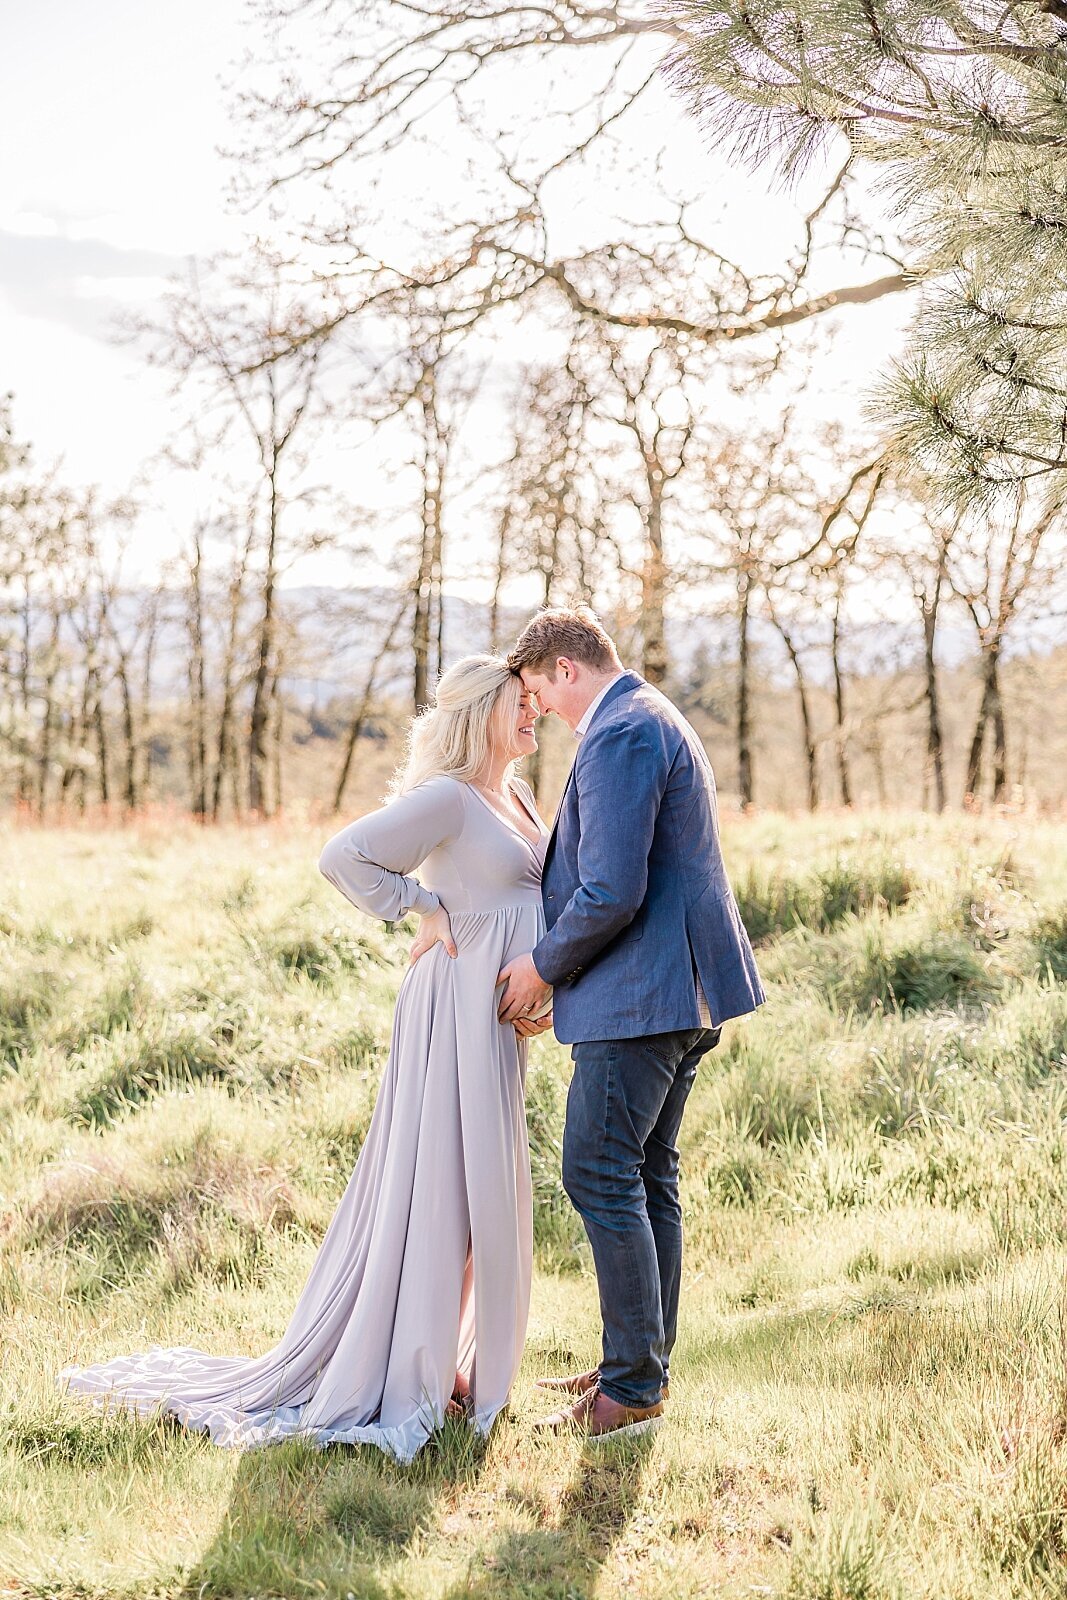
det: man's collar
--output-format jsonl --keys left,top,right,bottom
{"left": 573, "top": 670, "right": 638, "bottom": 740}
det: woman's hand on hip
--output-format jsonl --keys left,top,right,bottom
{"left": 409, "top": 905, "right": 457, "bottom": 964}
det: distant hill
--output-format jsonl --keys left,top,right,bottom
{"left": 55, "top": 581, "right": 1062, "bottom": 712}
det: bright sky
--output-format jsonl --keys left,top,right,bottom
{"left": 0, "top": 0, "right": 915, "bottom": 598}
{"left": 1, "top": 0, "right": 249, "bottom": 518}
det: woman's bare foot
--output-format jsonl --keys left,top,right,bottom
{"left": 447, "top": 1371, "right": 473, "bottom": 1419}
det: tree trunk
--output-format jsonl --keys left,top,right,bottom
{"left": 787, "top": 643, "right": 817, "bottom": 810}
{"left": 412, "top": 380, "right": 445, "bottom": 712}
{"left": 16, "top": 580, "right": 33, "bottom": 808}
{"left": 767, "top": 599, "right": 818, "bottom": 811}
{"left": 520, "top": 524, "right": 562, "bottom": 801}
{"left": 964, "top": 647, "right": 1004, "bottom": 803}
{"left": 115, "top": 652, "right": 137, "bottom": 811}
{"left": 270, "top": 661, "right": 284, "bottom": 814}
{"left": 798, "top": 684, "right": 818, "bottom": 812}
{"left": 489, "top": 510, "right": 511, "bottom": 654}
{"left": 412, "top": 527, "right": 433, "bottom": 714}
{"left": 965, "top": 682, "right": 990, "bottom": 803}
{"left": 188, "top": 539, "right": 208, "bottom": 819}
{"left": 990, "top": 654, "right": 1008, "bottom": 802}
{"left": 213, "top": 535, "right": 252, "bottom": 821}
{"left": 229, "top": 745, "right": 242, "bottom": 817}
{"left": 736, "top": 569, "right": 754, "bottom": 808}
{"left": 432, "top": 508, "right": 445, "bottom": 683}
{"left": 213, "top": 709, "right": 236, "bottom": 821}
{"left": 831, "top": 594, "right": 852, "bottom": 807}
{"left": 90, "top": 667, "right": 109, "bottom": 807}
{"left": 138, "top": 600, "right": 159, "bottom": 805}
{"left": 922, "top": 574, "right": 946, "bottom": 813}
{"left": 867, "top": 727, "right": 887, "bottom": 806}
{"left": 36, "top": 609, "right": 61, "bottom": 818}
{"left": 333, "top": 595, "right": 409, "bottom": 811}
{"left": 248, "top": 466, "right": 279, "bottom": 815}
{"left": 59, "top": 701, "right": 85, "bottom": 807}
{"left": 641, "top": 473, "right": 668, "bottom": 687}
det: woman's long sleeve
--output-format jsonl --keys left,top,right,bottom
{"left": 318, "top": 776, "right": 464, "bottom": 921}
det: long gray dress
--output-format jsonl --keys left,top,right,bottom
{"left": 57, "top": 774, "right": 548, "bottom": 1463}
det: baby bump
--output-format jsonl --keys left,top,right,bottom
{"left": 396, "top": 905, "right": 544, "bottom": 1006}
{"left": 452, "top": 904, "right": 544, "bottom": 969}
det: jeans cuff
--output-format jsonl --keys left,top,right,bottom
{"left": 599, "top": 1380, "right": 665, "bottom": 1410}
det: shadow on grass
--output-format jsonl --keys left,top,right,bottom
{"left": 180, "top": 1416, "right": 487, "bottom": 1600}
{"left": 439, "top": 1431, "right": 655, "bottom": 1600}
{"left": 179, "top": 1420, "right": 652, "bottom": 1600}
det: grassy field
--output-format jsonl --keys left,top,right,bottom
{"left": 1, "top": 809, "right": 1066, "bottom": 1600}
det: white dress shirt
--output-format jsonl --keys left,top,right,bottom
{"left": 574, "top": 672, "right": 626, "bottom": 740}
{"left": 571, "top": 670, "right": 714, "bottom": 1030}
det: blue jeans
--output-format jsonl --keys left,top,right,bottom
{"left": 562, "top": 1026, "right": 721, "bottom": 1409}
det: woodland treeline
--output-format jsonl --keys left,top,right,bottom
{"left": 2, "top": 1, "right": 1066, "bottom": 819}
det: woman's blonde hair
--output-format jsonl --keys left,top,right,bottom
{"left": 391, "top": 654, "right": 523, "bottom": 795}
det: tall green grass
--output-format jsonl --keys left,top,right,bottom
{"left": 1, "top": 813, "right": 1066, "bottom": 1599}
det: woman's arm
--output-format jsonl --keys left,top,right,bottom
{"left": 318, "top": 776, "right": 464, "bottom": 921}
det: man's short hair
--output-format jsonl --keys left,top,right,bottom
{"left": 507, "top": 606, "right": 621, "bottom": 678}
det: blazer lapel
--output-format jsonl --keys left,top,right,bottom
{"left": 585, "top": 670, "right": 643, "bottom": 734}
{"left": 545, "top": 759, "right": 576, "bottom": 860}
{"left": 544, "top": 673, "right": 643, "bottom": 859}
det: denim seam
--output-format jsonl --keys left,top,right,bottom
{"left": 607, "top": 1044, "right": 664, "bottom": 1410}
{"left": 606, "top": 1046, "right": 641, "bottom": 1401}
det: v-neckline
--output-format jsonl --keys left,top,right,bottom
{"left": 467, "top": 779, "right": 545, "bottom": 853}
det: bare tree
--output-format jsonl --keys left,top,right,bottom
{"left": 489, "top": 350, "right": 609, "bottom": 638}
{"left": 764, "top": 585, "right": 820, "bottom": 811}
{"left": 180, "top": 525, "right": 211, "bottom": 818}
{"left": 699, "top": 423, "right": 817, "bottom": 806}
{"left": 946, "top": 490, "right": 1061, "bottom": 805}
{"left": 694, "top": 417, "right": 883, "bottom": 808}
{"left": 212, "top": 511, "right": 257, "bottom": 820}
{"left": 587, "top": 332, "right": 694, "bottom": 686}
{"left": 241, "top": 1, "right": 911, "bottom": 353}
{"left": 146, "top": 247, "right": 338, "bottom": 814}
{"left": 97, "top": 551, "right": 158, "bottom": 815}
{"left": 827, "top": 561, "right": 853, "bottom": 808}
{"left": 359, "top": 321, "right": 483, "bottom": 712}
{"left": 483, "top": 348, "right": 620, "bottom": 794}
{"left": 411, "top": 352, "right": 450, "bottom": 713}
{"left": 871, "top": 499, "right": 958, "bottom": 813}
{"left": 332, "top": 592, "right": 410, "bottom": 811}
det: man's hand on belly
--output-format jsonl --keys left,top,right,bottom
{"left": 496, "top": 953, "right": 552, "bottom": 1023}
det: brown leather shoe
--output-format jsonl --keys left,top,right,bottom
{"left": 535, "top": 1367, "right": 599, "bottom": 1395}
{"left": 536, "top": 1369, "right": 669, "bottom": 1402}
{"left": 533, "top": 1385, "right": 664, "bottom": 1441}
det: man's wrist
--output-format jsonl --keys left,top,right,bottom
{"left": 531, "top": 934, "right": 567, "bottom": 987}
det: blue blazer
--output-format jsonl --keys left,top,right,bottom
{"left": 532, "top": 672, "right": 765, "bottom": 1044}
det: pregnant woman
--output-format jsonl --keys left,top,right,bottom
{"left": 58, "top": 656, "right": 551, "bottom": 1462}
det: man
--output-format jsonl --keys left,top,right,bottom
{"left": 498, "top": 606, "right": 765, "bottom": 1441}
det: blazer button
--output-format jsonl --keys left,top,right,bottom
{"left": 547, "top": 892, "right": 555, "bottom": 900}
